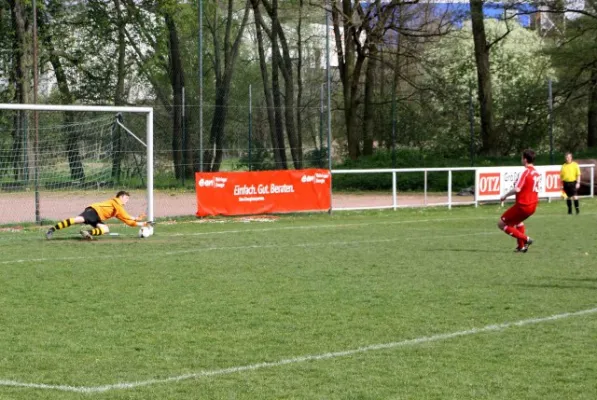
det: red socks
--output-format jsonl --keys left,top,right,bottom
{"left": 516, "top": 223, "right": 525, "bottom": 249}
{"left": 503, "top": 224, "right": 527, "bottom": 244}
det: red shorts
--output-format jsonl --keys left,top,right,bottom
{"left": 501, "top": 203, "right": 537, "bottom": 226}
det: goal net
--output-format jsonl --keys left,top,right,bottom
{"left": 0, "top": 104, "right": 154, "bottom": 225}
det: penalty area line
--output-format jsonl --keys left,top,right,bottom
{"left": 1, "top": 307, "right": 596, "bottom": 394}
{"left": 0, "top": 231, "right": 498, "bottom": 265}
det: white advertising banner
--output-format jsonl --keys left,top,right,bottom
{"left": 475, "top": 165, "right": 562, "bottom": 202}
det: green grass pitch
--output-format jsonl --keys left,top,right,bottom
{"left": 1, "top": 200, "right": 596, "bottom": 399}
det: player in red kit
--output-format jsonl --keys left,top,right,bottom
{"left": 498, "top": 149, "right": 539, "bottom": 253}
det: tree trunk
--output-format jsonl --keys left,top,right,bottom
{"left": 260, "top": 0, "right": 301, "bottom": 168}
{"left": 113, "top": 0, "right": 127, "bottom": 182}
{"left": 203, "top": 0, "right": 251, "bottom": 172}
{"left": 333, "top": 0, "right": 364, "bottom": 160}
{"left": 470, "top": 0, "right": 496, "bottom": 155}
{"left": 296, "top": 0, "right": 305, "bottom": 168}
{"left": 204, "top": 86, "right": 229, "bottom": 172}
{"left": 270, "top": 0, "right": 287, "bottom": 169}
{"left": 362, "top": 42, "right": 377, "bottom": 156}
{"left": 41, "top": 21, "right": 84, "bottom": 182}
{"left": 9, "top": 0, "right": 30, "bottom": 182}
{"left": 588, "top": 69, "right": 597, "bottom": 148}
{"left": 114, "top": 0, "right": 126, "bottom": 107}
{"left": 251, "top": 0, "right": 279, "bottom": 167}
{"left": 165, "top": 12, "right": 185, "bottom": 179}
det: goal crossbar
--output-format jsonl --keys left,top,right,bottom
{"left": 0, "top": 103, "right": 155, "bottom": 223}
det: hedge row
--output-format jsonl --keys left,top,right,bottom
{"left": 331, "top": 149, "right": 597, "bottom": 192}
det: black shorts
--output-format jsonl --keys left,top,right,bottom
{"left": 79, "top": 207, "right": 102, "bottom": 227}
{"left": 563, "top": 181, "right": 577, "bottom": 198}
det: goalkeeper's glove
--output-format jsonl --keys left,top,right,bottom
{"left": 136, "top": 213, "right": 147, "bottom": 221}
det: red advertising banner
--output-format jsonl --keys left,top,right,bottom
{"left": 195, "top": 169, "right": 331, "bottom": 217}
{"left": 478, "top": 172, "right": 501, "bottom": 196}
{"left": 543, "top": 170, "right": 562, "bottom": 193}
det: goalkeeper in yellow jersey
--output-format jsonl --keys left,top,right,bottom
{"left": 45, "top": 191, "right": 151, "bottom": 240}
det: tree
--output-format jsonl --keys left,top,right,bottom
{"left": 203, "top": 0, "right": 251, "bottom": 172}
{"left": 422, "top": 19, "right": 553, "bottom": 156}
{"left": 121, "top": 0, "right": 197, "bottom": 176}
{"left": 330, "top": 0, "right": 452, "bottom": 160}
{"left": 250, "top": 0, "right": 281, "bottom": 167}
{"left": 7, "top": 0, "right": 31, "bottom": 181}
{"left": 331, "top": 0, "right": 365, "bottom": 160}
{"left": 164, "top": 10, "right": 187, "bottom": 179}
{"left": 38, "top": 1, "right": 84, "bottom": 181}
{"left": 470, "top": 0, "right": 496, "bottom": 155}
{"left": 546, "top": 3, "right": 597, "bottom": 148}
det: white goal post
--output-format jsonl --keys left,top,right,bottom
{"left": 0, "top": 103, "right": 154, "bottom": 223}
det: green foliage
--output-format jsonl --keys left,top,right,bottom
{"left": 234, "top": 142, "right": 276, "bottom": 171}
{"left": 545, "top": 14, "right": 597, "bottom": 151}
{"left": 422, "top": 19, "right": 554, "bottom": 156}
{"left": 332, "top": 147, "right": 597, "bottom": 192}
{"left": 303, "top": 147, "right": 328, "bottom": 168}
{"left": 332, "top": 149, "right": 475, "bottom": 192}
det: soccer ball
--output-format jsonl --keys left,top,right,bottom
{"left": 138, "top": 226, "right": 153, "bottom": 238}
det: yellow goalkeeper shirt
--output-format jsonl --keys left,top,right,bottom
{"left": 90, "top": 197, "right": 138, "bottom": 227}
{"left": 560, "top": 162, "right": 581, "bottom": 183}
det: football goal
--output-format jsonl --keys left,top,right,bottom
{"left": 0, "top": 104, "right": 154, "bottom": 225}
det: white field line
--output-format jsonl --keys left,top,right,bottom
{"left": 0, "top": 211, "right": 592, "bottom": 245}
{"left": 1, "top": 215, "right": 490, "bottom": 244}
{"left": 177, "top": 216, "right": 495, "bottom": 236}
{"left": 0, "top": 215, "right": 502, "bottom": 243}
{"left": 159, "top": 211, "right": 597, "bottom": 237}
{"left": 0, "top": 231, "right": 496, "bottom": 265}
{"left": 0, "top": 210, "right": 588, "bottom": 247}
{"left": 163, "top": 231, "right": 494, "bottom": 255}
{"left": 1, "top": 307, "right": 596, "bottom": 394}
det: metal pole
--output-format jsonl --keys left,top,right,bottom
{"left": 392, "top": 29, "right": 399, "bottom": 169}
{"left": 320, "top": 84, "right": 324, "bottom": 168}
{"left": 392, "top": 171, "right": 397, "bottom": 210}
{"left": 147, "top": 110, "right": 154, "bottom": 222}
{"left": 548, "top": 78, "right": 554, "bottom": 165}
{"left": 448, "top": 170, "right": 453, "bottom": 210}
{"left": 591, "top": 166, "right": 594, "bottom": 198}
{"left": 469, "top": 86, "right": 474, "bottom": 167}
{"left": 249, "top": 84, "right": 252, "bottom": 171}
{"left": 424, "top": 170, "right": 428, "bottom": 206}
{"left": 198, "top": 0, "right": 204, "bottom": 172}
{"left": 391, "top": 86, "right": 397, "bottom": 169}
{"left": 33, "top": 0, "right": 40, "bottom": 224}
{"left": 182, "top": 86, "right": 186, "bottom": 186}
{"left": 326, "top": 1, "right": 332, "bottom": 214}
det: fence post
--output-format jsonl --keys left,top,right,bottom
{"left": 392, "top": 171, "right": 397, "bottom": 210}
{"left": 320, "top": 84, "right": 324, "bottom": 168}
{"left": 548, "top": 78, "right": 554, "bottom": 165}
{"left": 469, "top": 87, "right": 474, "bottom": 166}
{"left": 424, "top": 170, "right": 428, "bottom": 206}
{"left": 198, "top": 0, "right": 203, "bottom": 172}
{"left": 591, "top": 164, "right": 595, "bottom": 197}
{"left": 249, "top": 84, "right": 252, "bottom": 171}
{"left": 326, "top": 0, "right": 332, "bottom": 214}
{"left": 182, "top": 86, "right": 186, "bottom": 186}
{"left": 391, "top": 83, "right": 397, "bottom": 169}
{"left": 448, "top": 170, "right": 453, "bottom": 210}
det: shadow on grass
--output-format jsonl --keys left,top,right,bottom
{"left": 508, "top": 282, "right": 596, "bottom": 290}
{"left": 536, "top": 276, "right": 597, "bottom": 283}
{"left": 424, "top": 247, "right": 502, "bottom": 253}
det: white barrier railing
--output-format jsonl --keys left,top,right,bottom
{"left": 331, "top": 164, "right": 595, "bottom": 211}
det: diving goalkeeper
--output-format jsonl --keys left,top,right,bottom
{"left": 45, "top": 191, "right": 151, "bottom": 240}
